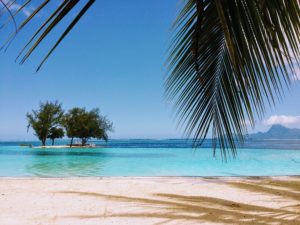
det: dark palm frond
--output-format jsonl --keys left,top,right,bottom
{"left": 167, "top": 0, "right": 300, "bottom": 159}
{"left": 0, "top": 0, "right": 31, "bottom": 31}
{"left": 0, "top": 0, "right": 18, "bottom": 32}
{"left": 0, "top": 0, "right": 95, "bottom": 71}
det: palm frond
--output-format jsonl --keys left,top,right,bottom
{"left": 0, "top": 0, "right": 18, "bottom": 32}
{"left": 0, "top": 0, "right": 95, "bottom": 71}
{"left": 167, "top": 0, "right": 300, "bottom": 159}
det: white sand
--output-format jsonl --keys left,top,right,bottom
{"left": 0, "top": 177, "right": 299, "bottom": 225}
{"left": 32, "top": 145, "right": 96, "bottom": 149}
{"left": 32, "top": 145, "right": 71, "bottom": 149}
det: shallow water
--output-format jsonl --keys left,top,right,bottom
{"left": 0, "top": 141, "right": 299, "bottom": 177}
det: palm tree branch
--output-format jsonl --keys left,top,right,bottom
{"left": 167, "top": 0, "right": 300, "bottom": 158}
{"left": 1, "top": 0, "right": 95, "bottom": 70}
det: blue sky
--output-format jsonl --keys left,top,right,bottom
{"left": 0, "top": 0, "right": 299, "bottom": 141}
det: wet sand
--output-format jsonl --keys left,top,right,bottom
{"left": 0, "top": 176, "right": 299, "bottom": 225}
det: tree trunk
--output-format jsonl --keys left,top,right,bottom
{"left": 82, "top": 138, "right": 87, "bottom": 146}
{"left": 42, "top": 138, "right": 46, "bottom": 146}
{"left": 70, "top": 137, "right": 74, "bottom": 147}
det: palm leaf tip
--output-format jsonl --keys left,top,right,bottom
{"left": 1, "top": 0, "right": 95, "bottom": 71}
{"left": 166, "top": 0, "right": 300, "bottom": 159}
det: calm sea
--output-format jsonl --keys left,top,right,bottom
{"left": 0, "top": 139, "right": 299, "bottom": 177}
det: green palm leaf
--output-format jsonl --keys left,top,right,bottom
{"left": 167, "top": 0, "right": 300, "bottom": 158}
{"left": 0, "top": 0, "right": 95, "bottom": 71}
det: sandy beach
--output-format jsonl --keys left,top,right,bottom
{"left": 32, "top": 145, "right": 97, "bottom": 149}
{"left": 0, "top": 177, "right": 299, "bottom": 225}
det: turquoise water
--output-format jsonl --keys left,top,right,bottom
{"left": 0, "top": 143, "right": 300, "bottom": 177}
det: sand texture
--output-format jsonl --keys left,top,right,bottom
{"left": 0, "top": 177, "right": 299, "bottom": 225}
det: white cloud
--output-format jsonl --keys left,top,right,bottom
{"left": 243, "top": 119, "right": 252, "bottom": 126}
{"left": 263, "top": 115, "right": 300, "bottom": 127}
{"left": 10, "top": 4, "right": 32, "bottom": 17}
{"left": 1, "top": 0, "right": 33, "bottom": 17}
{"left": 291, "top": 66, "right": 300, "bottom": 81}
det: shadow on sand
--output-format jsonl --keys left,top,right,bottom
{"left": 57, "top": 178, "right": 300, "bottom": 224}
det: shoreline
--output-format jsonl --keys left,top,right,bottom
{"left": 32, "top": 145, "right": 97, "bottom": 149}
{"left": 0, "top": 175, "right": 300, "bottom": 179}
{"left": 0, "top": 176, "right": 299, "bottom": 224}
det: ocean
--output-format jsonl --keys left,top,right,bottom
{"left": 0, "top": 139, "right": 299, "bottom": 177}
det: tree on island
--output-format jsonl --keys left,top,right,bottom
{"left": 63, "top": 108, "right": 113, "bottom": 146}
{"left": 27, "top": 101, "right": 64, "bottom": 146}
{"left": 63, "top": 108, "right": 84, "bottom": 147}
{"left": 47, "top": 127, "right": 64, "bottom": 146}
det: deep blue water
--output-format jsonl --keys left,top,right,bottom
{"left": 5, "top": 138, "right": 300, "bottom": 150}
{"left": 0, "top": 139, "right": 299, "bottom": 177}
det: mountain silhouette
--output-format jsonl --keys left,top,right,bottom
{"left": 249, "top": 125, "right": 300, "bottom": 140}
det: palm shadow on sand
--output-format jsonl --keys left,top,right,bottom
{"left": 57, "top": 178, "right": 300, "bottom": 224}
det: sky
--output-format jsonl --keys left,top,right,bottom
{"left": 0, "top": 0, "right": 299, "bottom": 141}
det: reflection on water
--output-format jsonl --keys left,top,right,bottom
{"left": 0, "top": 144, "right": 299, "bottom": 177}
{"left": 0, "top": 149, "right": 175, "bottom": 158}
{"left": 22, "top": 148, "right": 175, "bottom": 177}
{"left": 25, "top": 155, "right": 106, "bottom": 177}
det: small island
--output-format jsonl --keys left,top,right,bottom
{"left": 27, "top": 101, "right": 113, "bottom": 148}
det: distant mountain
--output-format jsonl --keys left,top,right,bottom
{"left": 249, "top": 125, "right": 300, "bottom": 140}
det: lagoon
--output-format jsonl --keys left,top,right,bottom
{"left": 0, "top": 140, "right": 300, "bottom": 177}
